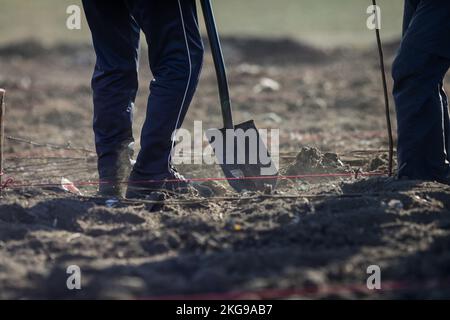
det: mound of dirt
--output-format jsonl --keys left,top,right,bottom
{"left": 367, "top": 153, "right": 394, "bottom": 172}
{"left": 0, "top": 37, "right": 330, "bottom": 66}
{"left": 0, "top": 39, "right": 92, "bottom": 61}
{"left": 219, "top": 36, "right": 330, "bottom": 66}
{"left": 0, "top": 39, "right": 48, "bottom": 58}
{"left": 283, "top": 147, "right": 350, "bottom": 176}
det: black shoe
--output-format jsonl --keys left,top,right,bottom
{"left": 125, "top": 168, "right": 190, "bottom": 200}
{"left": 98, "top": 142, "right": 135, "bottom": 198}
{"left": 436, "top": 173, "right": 450, "bottom": 185}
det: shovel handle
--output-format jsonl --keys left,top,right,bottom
{"left": 200, "top": 0, "right": 234, "bottom": 129}
{"left": 372, "top": 0, "right": 394, "bottom": 176}
{"left": 0, "top": 89, "right": 4, "bottom": 195}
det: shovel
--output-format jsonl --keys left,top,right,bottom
{"left": 200, "top": 0, "right": 279, "bottom": 193}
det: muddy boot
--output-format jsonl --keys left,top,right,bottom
{"left": 126, "top": 168, "right": 190, "bottom": 199}
{"left": 98, "top": 176, "right": 123, "bottom": 198}
{"left": 98, "top": 142, "right": 135, "bottom": 198}
{"left": 124, "top": 168, "right": 183, "bottom": 211}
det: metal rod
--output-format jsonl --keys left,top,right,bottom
{"left": 200, "top": 0, "right": 234, "bottom": 129}
{"left": 0, "top": 89, "right": 5, "bottom": 196}
{"left": 372, "top": 0, "right": 394, "bottom": 176}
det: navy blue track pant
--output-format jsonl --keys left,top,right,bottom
{"left": 393, "top": 0, "right": 450, "bottom": 180}
{"left": 82, "top": 0, "right": 204, "bottom": 179}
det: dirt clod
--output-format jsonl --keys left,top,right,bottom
{"left": 283, "top": 147, "right": 349, "bottom": 175}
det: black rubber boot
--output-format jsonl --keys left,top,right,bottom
{"left": 98, "top": 142, "right": 135, "bottom": 198}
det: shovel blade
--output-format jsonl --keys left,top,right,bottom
{"left": 206, "top": 120, "right": 278, "bottom": 192}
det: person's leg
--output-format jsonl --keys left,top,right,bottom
{"left": 126, "top": 0, "right": 204, "bottom": 178}
{"left": 82, "top": 0, "right": 140, "bottom": 195}
{"left": 392, "top": 0, "right": 450, "bottom": 180}
{"left": 402, "top": 0, "right": 419, "bottom": 36}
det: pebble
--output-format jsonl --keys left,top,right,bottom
{"left": 105, "top": 199, "right": 119, "bottom": 208}
{"left": 388, "top": 199, "right": 404, "bottom": 210}
{"left": 254, "top": 77, "right": 281, "bottom": 93}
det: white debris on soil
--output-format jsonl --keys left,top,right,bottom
{"left": 310, "top": 97, "right": 328, "bottom": 109}
{"left": 105, "top": 199, "right": 119, "bottom": 208}
{"left": 261, "top": 112, "right": 283, "bottom": 124}
{"left": 60, "top": 177, "right": 82, "bottom": 196}
{"left": 253, "top": 77, "right": 281, "bottom": 93}
{"left": 388, "top": 199, "right": 404, "bottom": 210}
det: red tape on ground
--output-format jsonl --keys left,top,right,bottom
{"left": 0, "top": 172, "right": 387, "bottom": 190}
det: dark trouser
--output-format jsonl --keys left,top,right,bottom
{"left": 82, "top": 0, "right": 204, "bottom": 179}
{"left": 392, "top": 0, "right": 450, "bottom": 180}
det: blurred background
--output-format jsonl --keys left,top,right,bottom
{"left": 0, "top": 0, "right": 403, "bottom": 47}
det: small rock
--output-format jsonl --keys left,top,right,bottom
{"left": 323, "top": 153, "right": 344, "bottom": 167}
{"left": 196, "top": 181, "right": 227, "bottom": 197}
{"left": 277, "top": 212, "right": 294, "bottom": 224}
{"left": 254, "top": 77, "right": 281, "bottom": 93}
{"left": 167, "top": 233, "right": 181, "bottom": 249}
{"left": 310, "top": 98, "right": 328, "bottom": 109}
{"left": 388, "top": 199, "right": 404, "bottom": 210}
{"left": 261, "top": 112, "right": 283, "bottom": 124}
{"left": 66, "top": 233, "right": 81, "bottom": 243}
{"left": 105, "top": 199, "right": 119, "bottom": 208}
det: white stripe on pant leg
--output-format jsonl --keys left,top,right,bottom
{"left": 439, "top": 86, "right": 447, "bottom": 158}
{"left": 167, "top": 0, "right": 193, "bottom": 172}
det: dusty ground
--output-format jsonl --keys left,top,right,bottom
{"left": 0, "top": 38, "right": 450, "bottom": 299}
